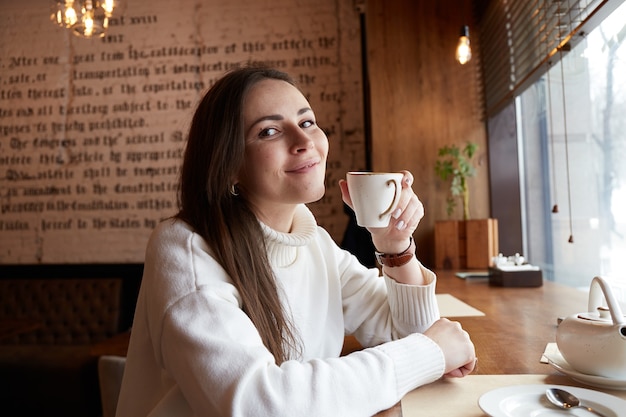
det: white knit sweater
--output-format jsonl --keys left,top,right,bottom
{"left": 116, "top": 205, "right": 445, "bottom": 417}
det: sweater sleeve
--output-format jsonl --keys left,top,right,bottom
{"left": 328, "top": 228, "right": 440, "bottom": 346}
{"left": 383, "top": 267, "right": 441, "bottom": 336}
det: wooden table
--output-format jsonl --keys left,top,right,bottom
{"left": 375, "top": 270, "right": 601, "bottom": 416}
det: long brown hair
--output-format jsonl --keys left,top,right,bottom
{"left": 176, "top": 67, "right": 299, "bottom": 363}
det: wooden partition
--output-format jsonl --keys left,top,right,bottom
{"left": 365, "top": 0, "right": 491, "bottom": 268}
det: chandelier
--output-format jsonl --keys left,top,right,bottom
{"left": 50, "top": 0, "right": 124, "bottom": 38}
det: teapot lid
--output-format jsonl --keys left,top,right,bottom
{"left": 577, "top": 306, "right": 612, "bottom": 322}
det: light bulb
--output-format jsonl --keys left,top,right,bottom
{"left": 51, "top": 0, "right": 78, "bottom": 28}
{"left": 64, "top": 6, "right": 78, "bottom": 26}
{"left": 83, "top": 13, "right": 94, "bottom": 37}
{"left": 72, "top": 0, "right": 107, "bottom": 38}
{"left": 103, "top": 0, "right": 115, "bottom": 16}
{"left": 456, "top": 25, "right": 472, "bottom": 65}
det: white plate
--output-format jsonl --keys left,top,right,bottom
{"left": 478, "top": 384, "right": 626, "bottom": 416}
{"left": 545, "top": 349, "right": 626, "bottom": 390}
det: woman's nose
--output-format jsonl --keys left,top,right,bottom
{"left": 291, "top": 129, "right": 314, "bottom": 152}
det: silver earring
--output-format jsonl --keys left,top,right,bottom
{"left": 230, "top": 184, "right": 239, "bottom": 196}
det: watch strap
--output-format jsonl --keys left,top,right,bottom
{"left": 375, "top": 237, "right": 415, "bottom": 267}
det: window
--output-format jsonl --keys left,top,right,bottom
{"left": 518, "top": 1, "right": 626, "bottom": 302}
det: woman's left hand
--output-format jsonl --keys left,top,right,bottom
{"left": 339, "top": 170, "right": 424, "bottom": 254}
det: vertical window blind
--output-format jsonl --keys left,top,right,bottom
{"left": 478, "top": 0, "right": 625, "bottom": 116}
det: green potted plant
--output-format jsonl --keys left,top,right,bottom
{"left": 434, "top": 141, "right": 478, "bottom": 220}
{"left": 433, "top": 141, "right": 498, "bottom": 270}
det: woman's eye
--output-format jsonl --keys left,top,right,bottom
{"left": 301, "top": 120, "right": 315, "bottom": 128}
{"left": 259, "top": 127, "right": 279, "bottom": 137}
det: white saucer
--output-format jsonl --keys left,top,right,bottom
{"left": 479, "top": 384, "right": 626, "bottom": 416}
{"left": 544, "top": 349, "right": 626, "bottom": 390}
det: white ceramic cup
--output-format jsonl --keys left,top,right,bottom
{"left": 346, "top": 171, "right": 404, "bottom": 228}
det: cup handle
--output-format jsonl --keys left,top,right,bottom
{"left": 379, "top": 179, "right": 401, "bottom": 220}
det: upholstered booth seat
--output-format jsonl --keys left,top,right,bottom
{"left": 0, "top": 277, "right": 131, "bottom": 417}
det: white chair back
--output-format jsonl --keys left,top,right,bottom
{"left": 98, "top": 355, "right": 126, "bottom": 417}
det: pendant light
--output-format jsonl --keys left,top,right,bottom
{"left": 558, "top": 47, "right": 575, "bottom": 243}
{"left": 544, "top": 2, "right": 559, "bottom": 215}
{"left": 456, "top": 25, "right": 472, "bottom": 65}
{"left": 553, "top": 0, "right": 574, "bottom": 243}
{"left": 547, "top": 59, "right": 560, "bottom": 214}
{"left": 50, "top": 0, "right": 124, "bottom": 38}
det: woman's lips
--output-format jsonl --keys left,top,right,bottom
{"left": 287, "top": 160, "right": 320, "bottom": 173}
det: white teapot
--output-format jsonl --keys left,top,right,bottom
{"left": 556, "top": 276, "right": 626, "bottom": 379}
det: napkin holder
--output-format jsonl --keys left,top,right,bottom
{"left": 488, "top": 264, "right": 543, "bottom": 287}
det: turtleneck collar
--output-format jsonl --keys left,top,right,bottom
{"left": 259, "top": 204, "right": 318, "bottom": 268}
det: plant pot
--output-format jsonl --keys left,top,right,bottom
{"left": 435, "top": 218, "right": 498, "bottom": 270}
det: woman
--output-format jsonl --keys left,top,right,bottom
{"left": 116, "top": 66, "right": 475, "bottom": 417}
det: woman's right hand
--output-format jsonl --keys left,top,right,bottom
{"left": 424, "top": 318, "right": 476, "bottom": 378}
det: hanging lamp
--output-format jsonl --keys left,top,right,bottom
{"left": 456, "top": 25, "right": 472, "bottom": 65}
{"left": 50, "top": 0, "right": 124, "bottom": 38}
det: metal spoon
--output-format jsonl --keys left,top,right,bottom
{"left": 545, "top": 387, "right": 608, "bottom": 417}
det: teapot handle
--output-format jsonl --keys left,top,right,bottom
{"left": 588, "top": 276, "right": 625, "bottom": 325}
